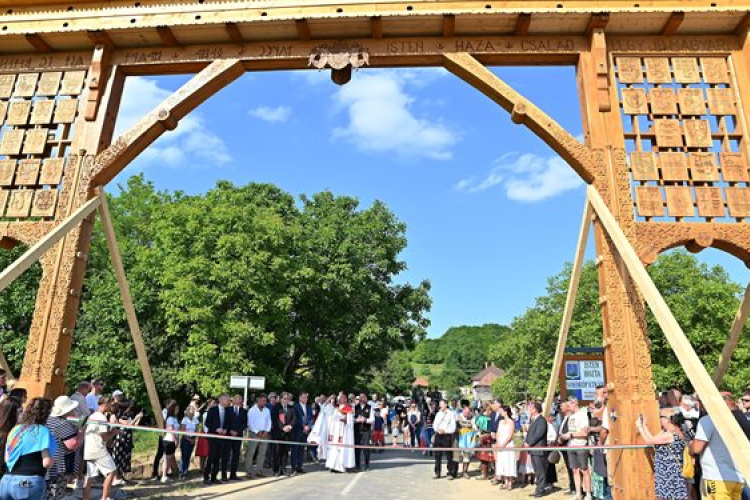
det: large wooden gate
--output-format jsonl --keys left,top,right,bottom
{"left": 0, "top": 1, "right": 750, "bottom": 497}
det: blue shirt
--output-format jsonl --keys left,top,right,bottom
{"left": 6, "top": 424, "right": 57, "bottom": 473}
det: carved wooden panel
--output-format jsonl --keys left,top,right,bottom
{"left": 623, "top": 88, "right": 648, "bottom": 115}
{"left": 635, "top": 186, "right": 664, "bottom": 217}
{"left": 690, "top": 153, "right": 718, "bottom": 182}
{"left": 660, "top": 153, "right": 689, "bottom": 181}
{"left": 630, "top": 152, "right": 659, "bottom": 181}
{"left": 6, "top": 190, "right": 33, "bottom": 217}
{"left": 651, "top": 88, "right": 678, "bottom": 115}
{"left": 695, "top": 187, "right": 726, "bottom": 217}
{"left": 665, "top": 186, "right": 695, "bottom": 217}
{"left": 726, "top": 188, "right": 750, "bottom": 218}
{"left": 678, "top": 88, "right": 706, "bottom": 116}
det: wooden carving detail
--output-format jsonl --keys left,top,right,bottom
{"left": 308, "top": 41, "right": 370, "bottom": 70}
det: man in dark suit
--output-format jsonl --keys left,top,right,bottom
{"left": 354, "top": 392, "right": 374, "bottom": 471}
{"left": 488, "top": 398, "right": 504, "bottom": 442}
{"left": 227, "top": 394, "right": 248, "bottom": 480}
{"left": 291, "top": 392, "right": 313, "bottom": 474}
{"left": 524, "top": 401, "right": 550, "bottom": 497}
{"left": 272, "top": 392, "right": 297, "bottom": 476}
{"left": 203, "top": 394, "right": 235, "bottom": 485}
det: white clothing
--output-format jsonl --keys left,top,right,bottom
{"left": 84, "top": 411, "right": 111, "bottom": 461}
{"left": 247, "top": 405, "right": 272, "bottom": 434}
{"left": 695, "top": 415, "right": 743, "bottom": 483}
{"left": 181, "top": 416, "right": 199, "bottom": 433}
{"left": 85, "top": 392, "right": 99, "bottom": 412}
{"left": 325, "top": 407, "right": 355, "bottom": 472}
{"left": 546, "top": 421, "right": 558, "bottom": 444}
{"left": 164, "top": 416, "right": 179, "bottom": 443}
{"left": 70, "top": 392, "right": 90, "bottom": 419}
{"left": 433, "top": 409, "right": 457, "bottom": 434}
{"left": 308, "top": 403, "right": 333, "bottom": 460}
{"left": 567, "top": 408, "right": 590, "bottom": 446}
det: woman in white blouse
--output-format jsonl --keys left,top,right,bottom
{"left": 179, "top": 405, "right": 200, "bottom": 479}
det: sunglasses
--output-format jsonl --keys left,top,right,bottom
{"left": 741, "top": 398, "right": 750, "bottom": 403}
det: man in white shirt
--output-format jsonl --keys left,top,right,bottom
{"left": 432, "top": 399, "right": 457, "bottom": 479}
{"left": 86, "top": 379, "right": 104, "bottom": 412}
{"left": 70, "top": 381, "right": 92, "bottom": 419}
{"left": 559, "top": 397, "right": 592, "bottom": 500}
{"left": 245, "top": 393, "right": 272, "bottom": 478}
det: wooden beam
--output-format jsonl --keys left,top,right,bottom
{"left": 734, "top": 13, "right": 750, "bottom": 36}
{"left": 442, "top": 14, "right": 455, "bottom": 37}
{"left": 96, "top": 187, "right": 164, "bottom": 429}
{"left": 87, "top": 30, "right": 115, "bottom": 48}
{"left": 543, "top": 197, "right": 592, "bottom": 417}
{"left": 713, "top": 280, "right": 750, "bottom": 385}
{"left": 443, "top": 52, "right": 595, "bottom": 184}
{"left": 156, "top": 26, "right": 180, "bottom": 47}
{"left": 0, "top": 349, "right": 13, "bottom": 381}
{"left": 370, "top": 16, "right": 383, "bottom": 38}
{"left": 585, "top": 12, "right": 609, "bottom": 36}
{"left": 661, "top": 12, "right": 684, "bottom": 36}
{"left": 24, "top": 34, "right": 53, "bottom": 53}
{"left": 296, "top": 19, "right": 312, "bottom": 40}
{"left": 0, "top": 197, "right": 101, "bottom": 294}
{"left": 225, "top": 22, "right": 244, "bottom": 44}
{"left": 514, "top": 13, "right": 531, "bottom": 36}
{"left": 587, "top": 185, "right": 750, "bottom": 483}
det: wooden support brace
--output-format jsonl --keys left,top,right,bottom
{"left": 443, "top": 52, "right": 595, "bottom": 184}
{"left": 0, "top": 196, "right": 101, "bottom": 295}
{"left": 95, "top": 187, "right": 164, "bottom": 429}
{"left": 587, "top": 185, "right": 750, "bottom": 483}
{"left": 370, "top": 17, "right": 383, "bottom": 38}
{"left": 543, "top": 196, "right": 593, "bottom": 416}
{"left": 295, "top": 19, "right": 312, "bottom": 40}
{"left": 734, "top": 13, "right": 750, "bottom": 36}
{"left": 87, "top": 30, "right": 115, "bottom": 48}
{"left": 85, "top": 44, "right": 111, "bottom": 121}
{"left": 443, "top": 15, "right": 455, "bottom": 37}
{"left": 661, "top": 12, "right": 685, "bottom": 36}
{"left": 712, "top": 279, "right": 750, "bottom": 386}
{"left": 514, "top": 13, "right": 531, "bottom": 36}
{"left": 587, "top": 14, "right": 611, "bottom": 113}
{"left": 225, "top": 22, "right": 244, "bottom": 44}
{"left": 156, "top": 26, "right": 180, "bottom": 47}
{"left": 24, "top": 34, "right": 53, "bottom": 53}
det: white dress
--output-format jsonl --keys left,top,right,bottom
{"left": 325, "top": 407, "right": 355, "bottom": 472}
{"left": 308, "top": 403, "right": 334, "bottom": 460}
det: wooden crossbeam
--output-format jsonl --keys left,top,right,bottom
{"left": 442, "top": 14, "right": 455, "bottom": 37}
{"left": 585, "top": 12, "right": 609, "bottom": 36}
{"left": 514, "top": 13, "right": 531, "bottom": 36}
{"left": 370, "top": 16, "right": 383, "bottom": 38}
{"left": 25, "top": 34, "right": 53, "bottom": 52}
{"left": 661, "top": 12, "right": 684, "bottom": 36}
{"left": 587, "top": 185, "right": 750, "bottom": 483}
{"left": 156, "top": 26, "right": 180, "bottom": 47}
{"left": 712, "top": 279, "right": 750, "bottom": 386}
{"left": 88, "top": 30, "right": 115, "bottom": 48}
{"left": 543, "top": 196, "right": 592, "bottom": 416}
{"left": 96, "top": 187, "right": 164, "bottom": 429}
{"left": 225, "top": 22, "right": 244, "bottom": 44}
{"left": 0, "top": 197, "right": 101, "bottom": 294}
{"left": 296, "top": 19, "right": 312, "bottom": 40}
{"left": 734, "top": 12, "right": 750, "bottom": 36}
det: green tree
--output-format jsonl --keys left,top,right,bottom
{"left": 372, "top": 350, "right": 416, "bottom": 395}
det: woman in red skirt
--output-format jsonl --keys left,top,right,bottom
{"left": 194, "top": 399, "right": 215, "bottom": 472}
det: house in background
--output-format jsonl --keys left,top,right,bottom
{"left": 471, "top": 363, "right": 504, "bottom": 402}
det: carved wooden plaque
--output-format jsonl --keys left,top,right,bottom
{"left": 695, "top": 187, "right": 725, "bottom": 217}
{"left": 644, "top": 57, "right": 671, "bottom": 83}
{"left": 31, "top": 189, "right": 57, "bottom": 218}
{"left": 0, "top": 161, "right": 15, "bottom": 186}
{"left": 22, "top": 129, "right": 47, "bottom": 155}
{"left": 0, "top": 75, "right": 15, "bottom": 99}
{"left": 617, "top": 57, "right": 643, "bottom": 83}
{"left": 678, "top": 88, "right": 706, "bottom": 116}
{"left": 684, "top": 119, "right": 712, "bottom": 148}
{"left": 623, "top": 88, "right": 648, "bottom": 115}
{"left": 60, "top": 71, "right": 85, "bottom": 95}
{"left": 673, "top": 58, "right": 700, "bottom": 83}
{"left": 0, "top": 129, "right": 24, "bottom": 156}
{"left": 659, "top": 152, "right": 689, "bottom": 180}
{"left": 0, "top": 191, "right": 8, "bottom": 217}
{"left": 14, "top": 74, "right": 39, "bottom": 97}
{"left": 0, "top": 101, "right": 8, "bottom": 125}
{"left": 701, "top": 57, "right": 730, "bottom": 84}
{"left": 39, "top": 158, "right": 64, "bottom": 185}
{"left": 631, "top": 152, "right": 659, "bottom": 181}
{"left": 53, "top": 99, "right": 78, "bottom": 124}
{"left": 7, "top": 100, "right": 31, "bottom": 126}
{"left": 655, "top": 119, "right": 683, "bottom": 148}
{"left": 689, "top": 152, "right": 718, "bottom": 182}
{"left": 719, "top": 152, "right": 749, "bottom": 182}
{"left": 6, "top": 190, "right": 33, "bottom": 217}
{"left": 706, "top": 88, "right": 736, "bottom": 115}
{"left": 15, "top": 159, "right": 40, "bottom": 186}
{"left": 635, "top": 186, "right": 664, "bottom": 217}
{"left": 650, "top": 89, "right": 678, "bottom": 115}
{"left": 726, "top": 187, "right": 750, "bottom": 217}
{"left": 665, "top": 186, "right": 695, "bottom": 217}
{"left": 37, "top": 72, "right": 62, "bottom": 96}
{"left": 30, "top": 100, "right": 54, "bottom": 125}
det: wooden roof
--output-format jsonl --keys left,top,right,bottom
{"left": 471, "top": 363, "right": 503, "bottom": 385}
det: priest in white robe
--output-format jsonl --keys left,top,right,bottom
{"left": 325, "top": 394, "right": 355, "bottom": 473}
{"left": 308, "top": 396, "right": 335, "bottom": 460}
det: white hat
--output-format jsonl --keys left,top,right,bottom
{"left": 112, "top": 390, "right": 124, "bottom": 398}
{"left": 51, "top": 395, "right": 79, "bottom": 417}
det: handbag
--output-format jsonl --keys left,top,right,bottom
{"left": 548, "top": 450, "right": 561, "bottom": 464}
{"left": 666, "top": 438, "right": 694, "bottom": 480}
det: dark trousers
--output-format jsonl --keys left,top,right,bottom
{"left": 264, "top": 441, "right": 276, "bottom": 469}
{"left": 562, "top": 451, "right": 575, "bottom": 491}
{"left": 434, "top": 434, "right": 456, "bottom": 477}
{"left": 205, "top": 437, "right": 229, "bottom": 481}
{"left": 151, "top": 436, "right": 164, "bottom": 478}
{"left": 180, "top": 437, "right": 195, "bottom": 476}
{"left": 411, "top": 425, "right": 422, "bottom": 447}
{"left": 291, "top": 431, "right": 308, "bottom": 470}
{"left": 354, "top": 429, "right": 371, "bottom": 469}
{"left": 229, "top": 440, "right": 242, "bottom": 477}
{"left": 530, "top": 453, "right": 548, "bottom": 494}
{"left": 274, "top": 441, "right": 290, "bottom": 473}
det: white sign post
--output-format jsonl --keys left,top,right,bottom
{"left": 229, "top": 375, "right": 266, "bottom": 405}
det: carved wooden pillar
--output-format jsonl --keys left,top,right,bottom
{"left": 577, "top": 35, "right": 659, "bottom": 500}
{"left": 18, "top": 52, "right": 125, "bottom": 399}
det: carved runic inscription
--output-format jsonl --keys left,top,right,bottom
{"left": 707, "top": 88, "right": 736, "bottom": 115}
{"left": 660, "top": 152, "right": 689, "bottom": 180}
{"left": 53, "top": 99, "right": 77, "bottom": 124}
{"left": 7, "top": 100, "right": 31, "bottom": 126}
{"left": 6, "top": 190, "right": 33, "bottom": 217}
{"left": 684, "top": 119, "right": 712, "bottom": 148}
{"left": 622, "top": 88, "right": 648, "bottom": 114}
{"left": 701, "top": 57, "right": 730, "bottom": 84}
{"left": 14, "top": 74, "right": 38, "bottom": 97}
{"left": 690, "top": 153, "right": 718, "bottom": 181}
{"left": 0, "top": 129, "right": 24, "bottom": 156}
{"left": 726, "top": 187, "right": 750, "bottom": 217}
{"left": 655, "top": 119, "right": 683, "bottom": 148}
{"left": 22, "top": 129, "right": 47, "bottom": 155}
{"left": 665, "top": 186, "right": 695, "bottom": 217}
{"left": 720, "top": 152, "right": 749, "bottom": 182}
{"left": 30, "top": 100, "right": 54, "bottom": 125}
{"left": 0, "top": 160, "right": 14, "bottom": 186}
{"left": 37, "top": 72, "right": 62, "bottom": 96}
{"left": 673, "top": 58, "right": 700, "bottom": 83}
{"left": 644, "top": 57, "right": 671, "bottom": 83}
{"left": 39, "top": 158, "right": 64, "bottom": 185}
{"left": 15, "top": 159, "right": 40, "bottom": 186}
{"left": 635, "top": 186, "right": 664, "bottom": 217}
{"left": 0, "top": 75, "right": 15, "bottom": 99}
{"left": 695, "top": 187, "right": 725, "bottom": 217}
{"left": 617, "top": 57, "right": 643, "bottom": 83}
{"left": 31, "top": 189, "right": 57, "bottom": 218}
{"left": 631, "top": 152, "right": 659, "bottom": 180}
{"left": 650, "top": 89, "right": 678, "bottom": 115}
{"left": 678, "top": 88, "right": 706, "bottom": 116}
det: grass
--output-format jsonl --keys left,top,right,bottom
{"left": 133, "top": 429, "right": 160, "bottom": 458}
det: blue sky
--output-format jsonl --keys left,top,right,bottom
{"left": 111, "top": 66, "right": 749, "bottom": 338}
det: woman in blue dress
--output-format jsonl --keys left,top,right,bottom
{"left": 635, "top": 409, "right": 689, "bottom": 500}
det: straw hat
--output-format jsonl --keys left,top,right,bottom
{"left": 51, "top": 395, "right": 79, "bottom": 417}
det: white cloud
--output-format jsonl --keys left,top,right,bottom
{"left": 456, "top": 152, "right": 583, "bottom": 202}
{"left": 115, "top": 77, "right": 232, "bottom": 169}
{"left": 332, "top": 70, "right": 457, "bottom": 160}
{"left": 249, "top": 105, "right": 291, "bottom": 123}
